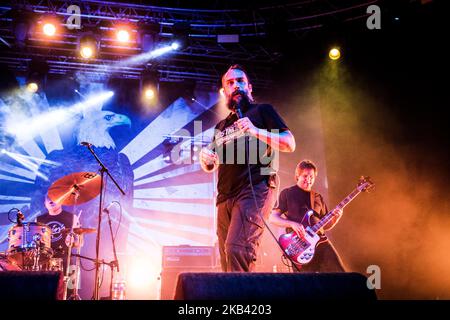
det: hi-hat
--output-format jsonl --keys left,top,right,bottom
{"left": 48, "top": 172, "right": 101, "bottom": 206}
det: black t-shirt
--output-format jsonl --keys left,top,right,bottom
{"left": 276, "top": 185, "right": 328, "bottom": 232}
{"left": 37, "top": 210, "right": 75, "bottom": 258}
{"left": 213, "top": 103, "right": 289, "bottom": 204}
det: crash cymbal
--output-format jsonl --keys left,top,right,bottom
{"left": 63, "top": 228, "right": 97, "bottom": 235}
{"left": 48, "top": 172, "right": 101, "bottom": 206}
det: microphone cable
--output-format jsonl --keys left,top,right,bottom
{"left": 236, "top": 107, "right": 301, "bottom": 272}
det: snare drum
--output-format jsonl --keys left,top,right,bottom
{"left": 6, "top": 222, "right": 53, "bottom": 269}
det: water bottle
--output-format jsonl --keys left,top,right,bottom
{"left": 112, "top": 278, "right": 126, "bottom": 300}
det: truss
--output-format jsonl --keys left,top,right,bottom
{"left": 0, "top": 0, "right": 378, "bottom": 89}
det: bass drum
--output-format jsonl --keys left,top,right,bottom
{"left": 6, "top": 222, "right": 53, "bottom": 269}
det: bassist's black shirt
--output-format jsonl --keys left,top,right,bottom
{"left": 275, "top": 185, "right": 328, "bottom": 233}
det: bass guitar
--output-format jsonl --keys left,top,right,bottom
{"left": 279, "top": 176, "right": 374, "bottom": 267}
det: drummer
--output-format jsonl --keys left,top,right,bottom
{"left": 36, "top": 194, "right": 83, "bottom": 273}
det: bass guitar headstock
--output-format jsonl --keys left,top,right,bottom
{"left": 357, "top": 176, "right": 375, "bottom": 193}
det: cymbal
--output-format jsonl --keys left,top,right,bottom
{"left": 48, "top": 172, "right": 101, "bottom": 206}
{"left": 63, "top": 227, "right": 97, "bottom": 235}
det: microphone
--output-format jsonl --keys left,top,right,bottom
{"left": 103, "top": 202, "right": 115, "bottom": 213}
{"left": 16, "top": 210, "right": 25, "bottom": 226}
{"left": 80, "top": 141, "right": 92, "bottom": 147}
{"left": 233, "top": 94, "right": 244, "bottom": 119}
{"left": 235, "top": 106, "right": 243, "bottom": 119}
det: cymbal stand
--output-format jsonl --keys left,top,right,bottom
{"left": 63, "top": 190, "right": 79, "bottom": 300}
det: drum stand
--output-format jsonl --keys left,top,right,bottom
{"left": 63, "top": 190, "right": 81, "bottom": 300}
{"left": 67, "top": 239, "right": 82, "bottom": 300}
{"left": 62, "top": 232, "right": 74, "bottom": 300}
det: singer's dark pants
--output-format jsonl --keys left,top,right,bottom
{"left": 216, "top": 181, "right": 276, "bottom": 272}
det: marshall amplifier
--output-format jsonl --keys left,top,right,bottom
{"left": 162, "top": 245, "right": 216, "bottom": 268}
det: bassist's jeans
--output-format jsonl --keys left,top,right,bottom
{"left": 294, "top": 241, "right": 346, "bottom": 273}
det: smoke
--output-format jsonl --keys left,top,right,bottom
{"left": 259, "top": 60, "right": 450, "bottom": 299}
{"left": 314, "top": 61, "right": 450, "bottom": 299}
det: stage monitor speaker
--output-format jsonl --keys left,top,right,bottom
{"left": 161, "top": 267, "right": 220, "bottom": 300}
{"left": 0, "top": 271, "right": 64, "bottom": 300}
{"left": 174, "top": 272, "right": 377, "bottom": 300}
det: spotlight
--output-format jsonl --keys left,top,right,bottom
{"left": 80, "top": 46, "right": 94, "bottom": 59}
{"left": 117, "top": 29, "right": 130, "bottom": 42}
{"left": 43, "top": 22, "right": 56, "bottom": 36}
{"left": 144, "top": 88, "right": 155, "bottom": 100}
{"left": 39, "top": 14, "right": 60, "bottom": 38}
{"left": 25, "top": 59, "right": 49, "bottom": 93}
{"left": 140, "top": 69, "right": 159, "bottom": 104}
{"left": 329, "top": 48, "right": 341, "bottom": 60}
{"left": 78, "top": 32, "right": 99, "bottom": 59}
{"left": 26, "top": 82, "right": 38, "bottom": 93}
{"left": 172, "top": 21, "right": 190, "bottom": 49}
{"left": 137, "top": 21, "right": 160, "bottom": 52}
{"left": 171, "top": 42, "right": 179, "bottom": 50}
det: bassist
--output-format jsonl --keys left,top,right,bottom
{"left": 269, "top": 160, "right": 346, "bottom": 272}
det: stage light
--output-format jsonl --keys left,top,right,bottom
{"left": 329, "top": 48, "right": 341, "bottom": 60}
{"left": 172, "top": 21, "right": 190, "bottom": 49}
{"left": 171, "top": 42, "right": 179, "bottom": 50}
{"left": 25, "top": 58, "right": 49, "bottom": 93}
{"left": 137, "top": 21, "right": 160, "bottom": 52}
{"left": 80, "top": 46, "right": 94, "bottom": 59}
{"left": 42, "top": 22, "right": 56, "bottom": 36}
{"left": 116, "top": 29, "right": 130, "bottom": 43}
{"left": 140, "top": 69, "right": 159, "bottom": 106}
{"left": 144, "top": 88, "right": 155, "bottom": 100}
{"left": 78, "top": 33, "right": 99, "bottom": 59}
{"left": 5, "top": 90, "right": 114, "bottom": 143}
{"left": 26, "top": 82, "right": 38, "bottom": 93}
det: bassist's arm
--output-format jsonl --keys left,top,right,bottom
{"left": 269, "top": 209, "right": 305, "bottom": 235}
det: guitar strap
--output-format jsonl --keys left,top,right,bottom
{"left": 309, "top": 190, "right": 316, "bottom": 213}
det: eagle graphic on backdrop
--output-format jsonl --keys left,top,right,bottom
{"left": 29, "top": 91, "right": 134, "bottom": 231}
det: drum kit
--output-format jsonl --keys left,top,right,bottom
{"left": 2, "top": 172, "right": 99, "bottom": 281}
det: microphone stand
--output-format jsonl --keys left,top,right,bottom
{"left": 72, "top": 252, "right": 117, "bottom": 299}
{"left": 104, "top": 205, "right": 120, "bottom": 299}
{"left": 82, "top": 144, "right": 125, "bottom": 300}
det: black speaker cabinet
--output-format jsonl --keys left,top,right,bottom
{"left": 0, "top": 271, "right": 64, "bottom": 300}
{"left": 174, "top": 272, "right": 377, "bottom": 300}
{"left": 160, "top": 267, "right": 220, "bottom": 300}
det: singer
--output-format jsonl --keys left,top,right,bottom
{"left": 200, "top": 64, "right": 296, "bottom": 272}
